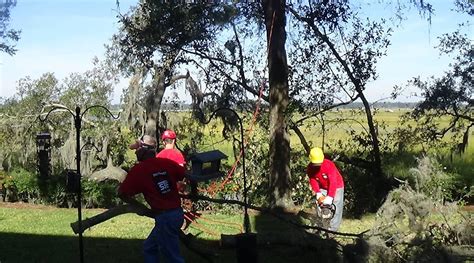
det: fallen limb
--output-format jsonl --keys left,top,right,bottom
{"left": 181, "top": 194, "right": 367, "bottom": 238}
{"left": 69, "top": 192, "right": 365, "bottom": 263}
{"left": 70, "top": 204, "right": 152, "bottom": 234}
{"left": 70, "top": 204, "right": 216, "bottom": 262}
{"left": 71, "top": 194, "right": 366, "bottom": 238}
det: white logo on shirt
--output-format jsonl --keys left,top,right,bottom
{"left": 158, "top": 180, "right": 170, "bottom": 193}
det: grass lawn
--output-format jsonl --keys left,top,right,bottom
{"left": 0, "top": 202, "right": 374, "bottom": 263}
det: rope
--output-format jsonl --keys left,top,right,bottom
{"left": 194, "top": 213, "right": 244, "bottom": 233}
{"left": 184, "top": 210, "right": 244, "bottom": 237}
{"left": 181, "top": 193, "right": 367, "bottom": 238}
{"left": 184, "top": 212, "right": 221, "bottom": 237}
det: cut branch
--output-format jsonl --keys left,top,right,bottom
{"left": 70, "top": 195, "right": 365, "bottom": 238}
{"left": 70, "top": 203, "right": 215, "bottom": 262}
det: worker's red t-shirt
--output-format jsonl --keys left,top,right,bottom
{"left": 119, "top": 157, "right": 185, "bottom": 211}
{"left": 156, "top": 148, "right": 186, "bottom": 167}
{"left": 306, "top": 159, "right": 344, "bottom": 198}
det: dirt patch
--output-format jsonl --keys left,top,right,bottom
{"left": 461, "top": 205, "right": 474, "bottom": 212}
{"left": 0, "top": 201, "right": 57, "bottom": 210}
{"left": 0, "top": 201, "right": 108, "bottom": 213}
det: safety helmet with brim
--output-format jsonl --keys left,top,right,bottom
{"left": 309, "top": 147, "right": 324, "bottom": 164}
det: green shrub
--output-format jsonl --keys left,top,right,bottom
{"left": 409, "top": 156, "right": 458, "bottom": 202}
{"left": 365, "top": 156, "right": 473, "bottom": 262}
{"left": 342, "top": 165, "right": 384, "bottom": 218}
{"left": 10, "top": 168, "right": 38, "bottom": 202}
{"left": 82, "top": 179, "right": 121, "bottom": 208}
{"left": 289, "top": 148, "right": 313, "bottom": 208}
{"left": 40, "top": 171, "right": 76, "bottom": 207}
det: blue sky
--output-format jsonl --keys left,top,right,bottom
{"left": 0, "top": 0, "right": 472, "bottom": 103}
{"left": 0, "top": 0, "right": 136, "bottom": 103}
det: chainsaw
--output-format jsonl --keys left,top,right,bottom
{"left": 300, "top": 202, "right": 337, "bottom": 235}
{"left": 318, "top": 203, "right": 336, "bottom": 220}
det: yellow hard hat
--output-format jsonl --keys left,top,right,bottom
{"left": 309, "top": 147, "right": 324, "bottom": 164}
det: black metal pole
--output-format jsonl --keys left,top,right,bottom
{"left": 38, "top": 104, "right": 119, "bottom": 263}
{"left": 237, "top": 116, "right": 250, "bottom": 234}
{"left": 204, "top": 108, "right": 250, "bottom": 233}
{"left": 74, "top": 106, "right": 84, "bottom": 263}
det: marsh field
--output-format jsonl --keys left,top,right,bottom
{"left": 0, "top": 108, "right": 472, "bottom": 263}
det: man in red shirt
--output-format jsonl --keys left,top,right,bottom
{"left": 156, "top": 129, "right": 185, "bottom": 167}
{"left": 306, "top": 147, "right": 345, "bottom": 231}
{"left": 157, "top": 129, "right": 187, "bottom": 193}
{"left": 119, "top": 135, "right": 185, "bottom": 263}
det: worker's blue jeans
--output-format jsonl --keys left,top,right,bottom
{"left": 143, "top": 208, "right": 184, "bottom": 263}
{"left": 320, "top": 188, "right": 344, "bottom": 231}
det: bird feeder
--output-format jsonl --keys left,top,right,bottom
{"left": 188, "top": 150, "right": 228, "bottom": 182}
{"left": 186, "top": 150, "right": 227, "bottom": 196}
{"left": 36, "top": 133, "right": 51, "bottom": 178}
{"left": 65, "top": 169, "right": 80, "bottom": 193}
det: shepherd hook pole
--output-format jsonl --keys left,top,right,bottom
{"left": 74, "top": 106, "right": 85, "bottom": 263}
{"left": 203, "top": 108, "right": 250, "bottom": 234}
{"left": 39, "top": 104, "right": 119, "bottom": 263}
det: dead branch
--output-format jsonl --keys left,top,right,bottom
{"left": 70, "top": 204, "right": 151, "bottom": 234}
{"left": 70, "top": 194, "right": 365, "bottom": 238}
{"left": 70, "top": 203, "right": 215, "bottom": 262}
{"left": 181, "top": 194, "right": 366, "bottom": 238}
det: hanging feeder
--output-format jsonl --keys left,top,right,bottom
{"left": 187, "top": 150, "right": 227, "bottom": 196}
{"left": 188, "top": 150, "right": 228, "bottom": 182}
{"left": 65, "top": 169, "right": 80, "bottom": 193}
{"left": 36, "top": 133, "right": 51, "bottom": 178}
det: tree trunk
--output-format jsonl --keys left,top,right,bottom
{"left": 357, "top": 91, "right": 383, "bottom": 177}
{"left": 145, "top": 65, "right": 167, "bottom": 138}
{"left": 144, "top": 52, "right": 189, "bottom": 139}
{"left": 263, "top": 0, "right": 292, "bottom": 209}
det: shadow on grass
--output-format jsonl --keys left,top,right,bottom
{"left": 0, "top": 232, "right": 235, "bottom": 263}
{"left": 253, "top": 210, "right": 343, "bottom": 263}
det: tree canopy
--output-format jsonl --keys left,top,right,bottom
{"left": 109, "top": 0, "right": 411, "bottom": 208}
{"left": 0, "top": 0, "right": 20, "bottom": 55}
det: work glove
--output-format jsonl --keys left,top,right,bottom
{"left": 316, "top": 192, "right": 325, "bottom": 205}
{"left": 322, "top": 196, "right": 333, "bottom": 206}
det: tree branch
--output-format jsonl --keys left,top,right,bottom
{"left": 180, "top": 47, "right": 269, "bottom": 102}
{"left": 289, "top": 6, "right": 383, "bottom": 176}
{"left": 293, "top": 97, "right": 359, "bottom": 127}
{"left": 70, "top": 195, "right": 365, "bottom": 238}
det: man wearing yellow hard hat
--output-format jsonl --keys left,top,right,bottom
{"left": 306, "top": 147, "right": 345, "bottom": 231}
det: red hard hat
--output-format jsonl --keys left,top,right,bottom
{"left": 161, "top": 129, "right": 176, "bottom": 140}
